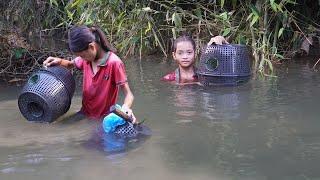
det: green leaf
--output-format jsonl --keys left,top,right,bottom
{"left": 249, "top": 4, "right": 261, "bottom": 17}
{"left": 194, "top": 7, "right": 202, "bottom": 19}
{"left": 275, "top": 53, "right": 284, "bottom": 59}
{"left": 56, "top": 22, "right": 64, "bottom": 27}
{"left": 13, "top": 48, "right": 27, "bottom": 59}
{"left": 246, "top": 13, "right": 253, "bottom": 21}
{"left": 270, "top": 0, "right": 278, "bottom": 12}
{"left": 222, "top": 28, "right": 231, "bottom": 36}
{"left": 220, "top": 0, "right": 225, "bottom": 8}
{"left": 237, "top": 35, "right": 247, "bottom": 44}
{"left": 117, "top": 18, "right": 125, "bottom": 34}
{"left": 145, "top": 21, "right": 152, "bottom": 34}
{"left": 278, "top": 28, "right": 284, "bottom": 38}
{"left": 219, "top": 12, "right": 228, "bottom": 21}
{"left": 66, "top": 10, "right": 74, "bottom": 21}
{"left": 131, "top": 36, "right": 140, "bottom": 43}
{"left": 71, "top": 0, "right": 83, "bottom": 8}
{"left": 250, "top": 15, "right": 259, "bottom": 27}
{"left": 49, "top": 0, "right": 58, "bottom": 6}
{"left": 172, "top": 12, "right": 182, "bottom": 28}
{"left": 286, "top": 0, "right": 297, "bottom": 5}
{"left": 172, "top": 28, "right": 177, "bottom": 39}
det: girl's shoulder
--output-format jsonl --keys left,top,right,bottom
{"left": 108, "top": 52, "right": 123, "bottom": 64}
{"left": 161, "top": 69, "right": 178, "bottom": 82}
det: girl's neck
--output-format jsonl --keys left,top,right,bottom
{"left": 178, "top": 66, "right": 195, "bottom": 80}
{"left": 91, "top": 49, "right": 107, "bottom": 75}
{"left": 179, "top": 66, "right": 195, "bottom": 74}
{"left": 93, "top": 49, "right": 106, "bottom": 64}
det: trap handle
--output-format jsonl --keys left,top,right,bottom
{"left": 109, "top": 105, "right": 133, "bottom": 123}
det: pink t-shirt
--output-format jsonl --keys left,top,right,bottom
{"left": 162, "top": 68, "right": 198, "bottom": 83}
{"left": 74, "top": 52, "right": 127, "bottom": 120}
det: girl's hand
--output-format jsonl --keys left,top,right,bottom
{"left": 122, "top": 104, "right": 137, "bottom": 124}
{"left": 207, "top": 36, "right": 229, "bottom": 46}
{"left": 43, "top": 57, "right": 62, "bottom": 67}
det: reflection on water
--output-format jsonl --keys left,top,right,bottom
{"left": 173, "top": 86, "right": 198, "bottom": 122}
{"left": 1, "top": 57, "right": 320, "bottom": 180}
{"left": 200, "top": 88, "right": 244, "bottom": 122}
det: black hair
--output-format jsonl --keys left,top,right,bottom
{"left": 172, "top": 34, "right": 196, "bottom": 53}
{"left": 68, "top": 25, "right": 117, "bottom": 53}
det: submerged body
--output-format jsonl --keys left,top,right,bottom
{"left": 162, "top": 67, "right": 198, "bottom": 84}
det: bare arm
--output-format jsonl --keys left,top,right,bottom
{"left": 120, "top": 82, "right": 136, "bottom": 123}
{"left": 120, "top": 82, "right": 134, "bottom": 108}
{"left": 207, "top": 36, "right": 229, "bottom": 46}
{"left": 43, "top": 56, "right": 75, "bottom": 69}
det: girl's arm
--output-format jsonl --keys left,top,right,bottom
{"left": 207, "top": 36, "right": 229, "bottom": 46}
{"left": 120, "top": 82, "right": 136, "bottom": 123}
{"left": 43, "top": 56, "right": 75, "bottom": 69}
{"left": 121, "top": 82, "right": 134, "bottom": 108}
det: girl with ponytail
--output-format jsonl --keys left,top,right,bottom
{"left": 43, "top": 25, "right": 136, "bottom": 122}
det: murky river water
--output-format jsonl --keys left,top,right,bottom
{"left": 0, "top": 56, "right": 320, "bottom": 180}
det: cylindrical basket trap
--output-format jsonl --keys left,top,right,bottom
{"left": 18, "top": 66, "right": 75, "bottom": 123}
{"left": 197, "top": 44, "right": 251, "bottom": 86}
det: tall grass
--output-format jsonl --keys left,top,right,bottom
{"left": 2, "top": 0, "right": 320, "bottom": 75}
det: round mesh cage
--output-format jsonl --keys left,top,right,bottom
{"left": 114, "top": 122, "right": 138, "bottom": 138}
{"left": 18, "top": 66, "right": 75, "bottom": 123}
{"left": 198, "top": 74, "right": 250, "bottom": 86}
{"left": 37, "top": 66, "right": 75, "bottom": 99}
{"left": 197, "top": 44, "right": 251, "bottom": 86}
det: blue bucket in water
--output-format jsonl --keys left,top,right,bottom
{"left": 97, "top": 110, "right": 151, "bottom": 154}
{"left": 101, "top": 123, "right": 151, "bottom": 153}
{"left": 83, "top": 123, "right": 151, "bottom": 154}
{"left": 18, "top": 66, "right": 75, "bottom": 123}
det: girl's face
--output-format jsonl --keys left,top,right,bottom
{"left": 74, "top": 42, "right": 98, "bottom": 62}
{"left": 173, "top": 41, "right": 195, "bottom": 68}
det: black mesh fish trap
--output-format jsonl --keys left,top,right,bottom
{"left": 197, "top": 44, "right": 251, "bottom": 86}
{"left": 18, "top": 66, "right": 75, "bottom": 123}
{"left": 114, "top": 122, "right": 138, "bottom": 138}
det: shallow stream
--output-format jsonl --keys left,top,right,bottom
{"left": 0, "top": 56, "right": 320, "bottom": 180}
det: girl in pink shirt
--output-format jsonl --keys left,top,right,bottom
{"left": 162, "top": 35, "right": 228, "bottom": 85}
{"left": 43, "top": 25, "right": 136, "bottom": 122}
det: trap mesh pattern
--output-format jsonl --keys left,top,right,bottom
{"left": 197, "top": 44, "right": 251, "bottom": 86}
{"left": 198, "top": 74, "right": 250, "bottom": 86}
{"left": 114, "top": 122, "right": 138, "bottom": 138}
{"left": 18, "top": 66, "right": 75, "bottom": 122}
{"left": 38, "top": 66, "right": 75, "bottom": 98}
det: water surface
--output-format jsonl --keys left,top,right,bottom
{"left": 0, "top": 56, "right": 320, "bottom": 180}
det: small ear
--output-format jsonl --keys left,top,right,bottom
{"left": 88, "top": 42, "right": 95, "bottom": 49}
{"left": 172, "top": 52, "right": 176, "bottom": 59}
{"left": 88, "top": 42, "right": 100, "bottom": 52}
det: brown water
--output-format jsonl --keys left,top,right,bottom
{"left": 0, "top": 56, "right": 320, "bottom": 180}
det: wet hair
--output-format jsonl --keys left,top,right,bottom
{"left": 68, "top": 25, "right": 117, "bottom": 53}
{"left": 172, "top": 35, "right": 196, "bottom": 53}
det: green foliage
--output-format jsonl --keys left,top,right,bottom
{"left": 4, "top": 0, "right": 319, "bottom": 75}
{"left": 12, "top": 48, "right": 27, "bottom": 59}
